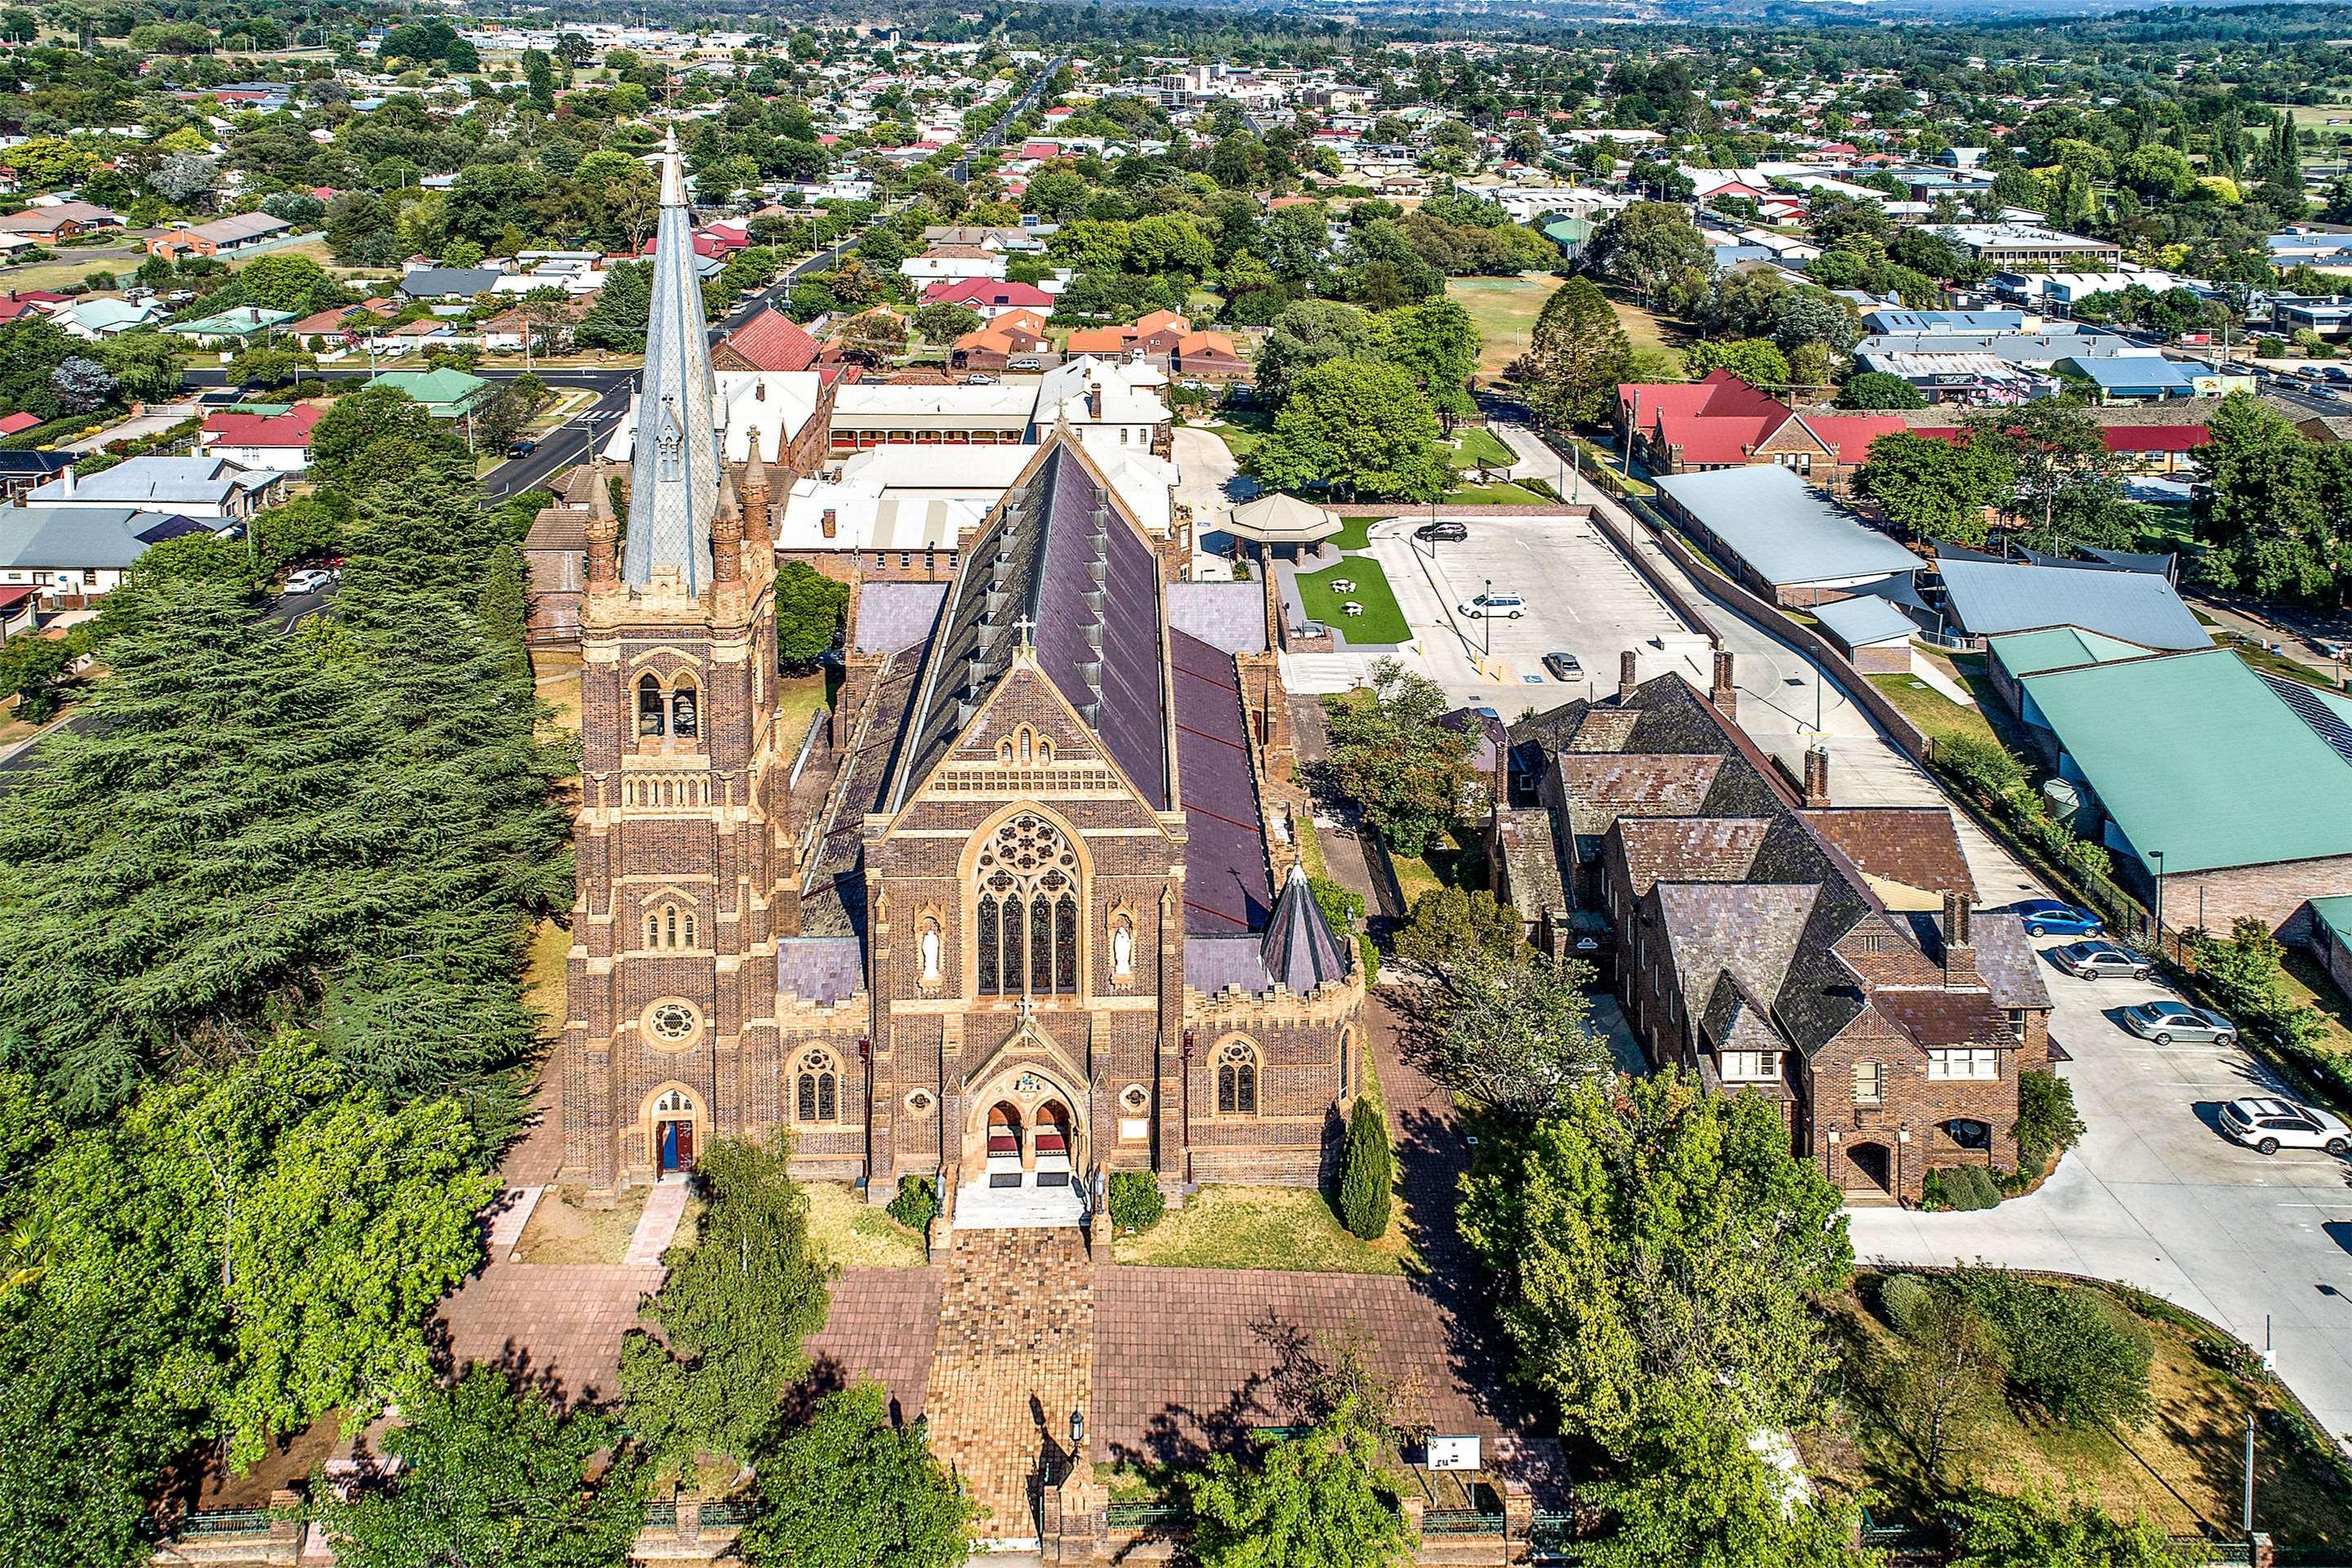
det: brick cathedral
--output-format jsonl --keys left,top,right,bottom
{"left": 558, "top": 136, "right": 1363, "bottom": 1225}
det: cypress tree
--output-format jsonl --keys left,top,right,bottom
{"left": 1337, "top": 1096, "right": 1393, "bottom": 1241}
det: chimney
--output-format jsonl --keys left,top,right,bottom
{"left": 1942, "top": 889, "right": 1974, "bottom": 987}
{"left": 1617, "top": 648, "right": 1639, "bottom": 703}
{"left": 821, "top": 507, "right": 837, "bottom": 540}
{"left": 1709, "top": 648, "right": 1736, "bottom": 720}
{"left": 1802, "top": 744, "right": 1830, "bottom": 808}
{"left": 1087, "top": 384, "right": 1103, "bottom": 420}
{"left": 58, "top": 464, "right": 74, "bottom": 497}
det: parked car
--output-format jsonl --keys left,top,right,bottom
{"left": 2051, "top": 940, "right": 2154, "bottom": 981}
{"left": 1415, "top": 519, "right": 1468, "bottom": 542}
{"left": 1543, "top": 651, "right": 1583, "bottom": 680}
{"left": 1458, "top": 591, "right": 1525, "bottom": 619}
{"left": 2012, "top": 898, "right": 2103, "bottom": 938}
{"left": 281, "top": 568, "right": 333, "bottom": 595}
{"left": 2328, "top": 366, "right": 2352, "bottom": 383}
{"left": 505, "top": 438, "right": 538, "bottom": 458}
{"left": 2219, "top": 1096, "right": 2350, "bottom": 1156}
{"left": 2122, "top": 1000, "right": 2238, "bottom": 1045}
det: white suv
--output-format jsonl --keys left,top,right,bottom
{"left": 2219, "top": 1097, "right": 2350, "bottom": 1156}
{"left": 1458, "top": 592, "right": 1526, "bottom": 619}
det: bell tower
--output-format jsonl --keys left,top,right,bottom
{"left": 559, "top": 131, "right": 791, "bottom": 1194}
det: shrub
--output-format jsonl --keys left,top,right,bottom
{"left": 1356, "top": 932, "right": 1381, "bottom": 987}
{"left": 886, "top": 1174, "right": 939, "bottom": 1235}
{"left": 1958, "top": 1272, "right": 2153, "bottom": 1428}
{"left": 1335, "top": 1096, "right": 1393, "bottom": 1241}
{"left": 1936, "top": 733, "right": 2027, "bottom": 802}
{"left": 1878, "top": 1272, "right": 1937, "bottom": 1335}
{"left": 1108, "top": 1169, "right": 1166, "bottom": 1234}
{"left": 2013, "top": 1069, "right": 2084, "bottom": 1178}
{"left": 1922, "top": 1165, "right": 1999, "bottom": 1211}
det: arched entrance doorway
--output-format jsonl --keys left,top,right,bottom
{"left": 957, "top": 1066, "right": 1089, "bottom": 1230}
{"left": 986, "top": 1101, "right": 1025, "bottom": 1188}
{"left": 1034, "top": 1101, "right": 1074, "bottom": 1187}
{"left": 652, "top": 1088, "right": 697, "bottom": 1175}
{"left": 1847, "top": 1141, "right": 1892, "bottom": 1196}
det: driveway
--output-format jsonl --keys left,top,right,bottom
{"left": 1851, "top": 892, "right": 2352, "bottom": 1450}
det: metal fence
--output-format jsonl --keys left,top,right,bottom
{"left": 1104, "top": 1501, "right": 1187, "bottom": 1530}
{"left": 175, "top": 1509, "right": 279, "bottom": 1537}
{"left": 1421, "top": 1508, "right": 1507, "bottom": 1536}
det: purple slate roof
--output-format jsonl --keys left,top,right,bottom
{"left": 884, "top": 439, "right": 1169, "bottom": 811}
{"left": 1172, "top": 626, "right": 1273, "bottom": 934}
{"left": 1260, "top": 864, "right": 1348, "bottom": 994}
{"left": 854, "top": 581, "right": 949, "bottom": 653}
{"left": 777, "top": 936, "right": 864, "bottom": 1004}
{"left": 1183, "top": 933, "right": 1272, "bottom": 994}
{"left": 1166, "top": 581, "right": 1268, "bottom": 655}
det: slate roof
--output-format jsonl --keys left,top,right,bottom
{"left": 1967, "top": 911, "right": 2051, "bottom": 1013}
{"left": 853, "top": 581, "right": 950, "bottom": 654}
{"left": 1614, "top": 816, "right": 1773, "bottom": 896}
{"left": 1556, "top": 753, "right": 1725, "bottom": 840}
{"left": 1798, "top": 808, "right": 1976, "bottom": 902}
{"left": 1260, "top": 866, "right": 1348, "bottom": 994}
{"left": 1171, "top": 625, "right": 1271, "bottom": 934}
{"left": 1165, "top": 581, "right": 1268, "bottom": 655}
{"left": 885, "top": 437, "right": 1169, "bottom": 813}
{"left": 1935, "top": 557, "right": 2210, "bottom": 650}
{"left": 1655, "top": 881, "right": 1820, "bottom": 1024}
{"left": 776, "top": 937, "right": 865, "bottom": 1005}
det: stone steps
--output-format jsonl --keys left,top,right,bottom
{"left": 922, "top": 1228, "right": 1098, "bottom": 1544}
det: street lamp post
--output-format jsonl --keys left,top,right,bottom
{"left": 1482, "top": 575, "right": 1493, "bottom": 658}
{"left": 2150, "top": 848, "right": 2166, "bottom": 943}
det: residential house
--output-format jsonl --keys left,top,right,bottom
{"left": 396, "top": 267, "right": 508, "bottom": 304}
{"left": 1650, "top": 465, "right": 1922, "bottom": 608}
{"left": 0, "top": 504, "right": 225, "bottom": 601}
{"left": 1034, "top": 355, "right": 1172, "bottom": 453}
{"left": 1492, "top": 655, "right": 2050, "bottom": 1205}
{"left": 198, "top": 403, "right": 327, "bottom": 471}
{"left": 145, "top": 212, "right": 294, "bottom": 260}
{"left": 711, "top": 309, "right": 822, "bottom": 373}
{"left": 0, "top": 450, "right": 72, "bottom": 501}
{"left": 899, "top": 244, "right": 1009, "bottom": 283}
{"left": 25, "top": 456, "right": 290, "bottom": 519}
{"left": 167, "top": 306, "right": 295, "bottom": 347}
{"left": 920, "top": 278, "right": 1056, "bottom": 320}
{"left": 366, "top": 368, "right": 494, "bottom": 420}
{"left": 1618, "top": 371, "right": 1904, "bottom": 484}
{"left": 0, "top": 201, "right": 122, "bottom": 241}
{"left": 949, "top": 310, "right": 1057, "bottom": 372}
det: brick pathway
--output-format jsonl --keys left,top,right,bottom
{"left": 921, "top": 1229, "right": 1097, "bottom": 1543}
{"left": 803, "top": 1266, "right": 945, "bottom": 1423}
{"left": 434, "top": 1262, "right": 663, "bottom": 1406}
{"left": 622, "top": 1179, "right": 689, "bottom": 1267}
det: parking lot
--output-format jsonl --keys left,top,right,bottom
{"left": 1360, "top": 512, "right": 1704, "bottom": 706}
{"left": 1853, "top": 878, "right": 2352, "bottom": 1446}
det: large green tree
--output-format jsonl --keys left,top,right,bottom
{"left": 1523, "top": 276, "right": 1630, "bottom": 428}
{"left": 742, "top": 1383, "right": 972, "bottom": 1568}
{"left": 1248, "top": 359, "right": 1449, "bottom": 502}
{"left": 1577, "top": 1391, "right": 1861, "bottom": 1568}
{"left": 1459, "top": 1071, "right": 1852, "bottom": 1452}
{"left": 1371, "top": 297, "right": 1482, "bottom": 427}
{"left": 1854, "top": 431, "right": 2016, "bottom": 546}
{"left": 1947, "top": 1487, "right": 2175, "bottom": 1568}
{"left": 620, "top": 1134, "right": 831, "bottom": 1473}
{"left": 1317, "top": 658, "right": 1477, "bottom": 858}
{"left": 318, "top": 1365, "right": 646, "bottom": 1568}
{"left": 2193, "top": 390, "right": 2352, "bottom": 602}
{"left": 1187, "top": 1396, "right": 1414, "bottom": 1568}
{"left": 1585, "top": 202, "right": 1710, "bottom": 308}
{"left": 1420, "top": 949, "right": 1611, "bottom": 1118}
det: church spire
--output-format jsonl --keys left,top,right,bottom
{"left": 623, "top": 126, "right": 722, "bottom": 593}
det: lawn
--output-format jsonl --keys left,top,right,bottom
{"left": 1868, "top": 660, "right": 2002, "bottom": 751}
{"left": 1605, "top": 288, "right": 1696, "bottom": 363}
{"left": 1441, "top": 479, "right": 1549, "bottom": 506}
{"left": 1295, "top": 557, "right": 1410, "bottom": 645}
{"left": 1333, "top": 514, "right": 1383, "bottom": 550}
{"left": 1112, "top": 1185, "right": 1414, "bottom": 1275}
{"left": 773, "top": 669, "right": 835, "bottom": 755}
{"left": 1449, "top": 426, "right": 1518, "bottom": 473}
{"left": 523, "top": 916, "right": 570, "bottom": 1035}
{"left": 1204, "top": 408, "right": 1273, "bottom": 466}
{"left": 1806, "top": 1276, "right": 2352, "bottom": 1552}
{"left": 804, "top": 1181, "right": 928, "bottom": 1268}
{"left": 1446, "top": 276, "right": 1560, "bottom": 378}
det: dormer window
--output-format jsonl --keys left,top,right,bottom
{"left": 657, "top": 399, "right": 684, "bottom": 483}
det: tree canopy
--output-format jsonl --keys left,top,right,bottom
{"left": 742, "top": 1383, "right": 973, "bottom": 1568}
{"left": 1248, "top": 359, "right": 1450, "bottom": 502}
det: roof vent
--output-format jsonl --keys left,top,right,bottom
{"left": 1083, "top": 589, "right": 1104, "bottom": 614}
{"left": 1078, "top": 702, "right": 1100, "bottom": 726}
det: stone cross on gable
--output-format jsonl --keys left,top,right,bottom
{"left": 1013, "top": 614, "right": 1036, "bottom": 647}
{"left": 1013, "top": 996, "right": 1039, "bottom": 1020}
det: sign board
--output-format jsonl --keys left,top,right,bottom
{"left": 1425, "top": 1435, "right": 1481, "bottom": 1472}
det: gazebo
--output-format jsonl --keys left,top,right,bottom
{"left": 1222, "top": 492, "right": 1341, "bottom": 562}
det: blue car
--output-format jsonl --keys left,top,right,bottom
{"left": 2013, "top": 898, "right": 2102, "bottom": 938}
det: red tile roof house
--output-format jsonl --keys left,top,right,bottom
{"left": 1617, "top": 370, "right": 1906, "bottom": 488}
{"left": 920, "top": 278, "right": 1056, "bottom": 321}
{"left": 0, "top": 412, "right": 42, "bottom": 437}
{"left": 198, "top": 403, "right": 327, "bottom": 472}
{"left": 711, "top": 309, "right": 822, "bottom": 372}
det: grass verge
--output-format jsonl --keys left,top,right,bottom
{"left": 1111, "top": 1184, "right": 1413, "bottom": 1275}
{"left": 1806, "top": 1273, "right": 2352, "bottom": 1552}
{"left": 803, "top": 1181, "right": 928, "bottom": 1268}
{"left": 1296, "top": 556, "right": 1410, "bottom": 645}
{"left": 1446, "top": 275, "right": 1559, "bottom": 378}
{"left": 1450, "top": 426, "right": 1518, "bottom": 473}
{"left": 1868, "top": 665, "right": 2002, "bottom": 751}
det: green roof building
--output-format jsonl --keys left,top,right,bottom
{"left": 366, "top": 368, "right": 493, "bottom": 419}
{"left": 2016, "top": 647, "right": 2352, "bottom": 936}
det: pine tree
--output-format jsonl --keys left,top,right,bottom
{"left": 1524, "top": 276, "right": 1631, "bottom": 429}
{"left": 1337, "top": 1096, "right": 1392, "bottom": 1241}
{"left": 474, "top": 543, "right": 532, "bottom": 682}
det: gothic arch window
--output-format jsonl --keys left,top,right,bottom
{"left": 1215, "top": 1039, "right": 1258, "bottom": 1116}
{"left": 669, "top": 677, "right": 699, "bottom": 740}
{"left": 644, "top": 904, "right": 697, "bottom": 950}
{"left": 654, "top": 1088, "right": 691, "bottom": 1115}
{"left": 973, "top": 813, "right": 1080, "bottom": 998}
{"left": 645, "top": 912, "right": 660, "bottom": 949}
{"left": 638, "top": 674, "right": 666, "bottom": 737}
{"left": 795, "top": 1048, "right": 840, "bottom": 1124}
